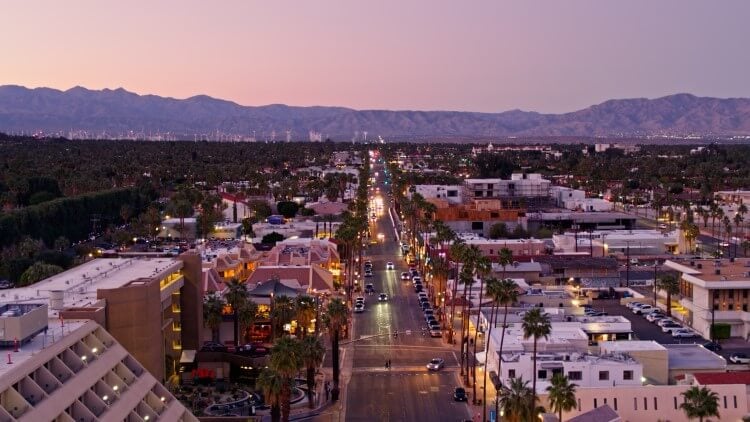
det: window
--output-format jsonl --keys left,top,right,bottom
{"left": 734, "top": 395, "right": 738, "bottom": 408}
{"left": 594, "top": 398, "right": 598, "bottom": 408}
{"left": 654, "top": 397, "right": 658, "bottom": 410}
{"left": 568, "top": 371, "right": 582, "bottom": 381}
{"left": 674, "top": 396, "right": 678, "bottom": 409}
{"left": 599, "top": 371, "right": 609, "bottom": 381}
{"left": 508, "top": 369, "right": 516, "bottom": 379}
{"left": 744, "top": 290, "right": 748, "bottom": 298}
{"left": 471, "top": 221, "right": 484, "bottom": 230}
{"left": 613, "top": 398, "right": 618, "bottom": 411}
{"left": 538, "top": 370, "right": 547, "bottom": 380}
{"left": 744, "top": 304, "right": 748, "bottom": 312}
{"left": 475, "top": 191, "right": 483, "bottom": 197}
{"left": 552, "top": 368, "right": 564, "bottom": 376}
{"left": 489, "top": 249, "right": 494, "bottom": 255}
{"left": 634, "top": 397, "right": 637, "bottom": 410}
{"left": 577, "top": 398, "right": 581, "bottom": 411}
{"left": 644, "top": 397, "right": 648, "bottom": 410}
{"left": 724, "top": 396, "right": 727, "bottom": 408}
{"left": 447, "top": 190, "right": 458, "bottom": 197}
{"left": 490, "top": 212, "right": 499, "bottom": 218}
{"left": 623, "top": 370, "right": 633, "bottom": 380}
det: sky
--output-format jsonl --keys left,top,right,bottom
{"left": 3, "top": 1, "right": 750, "bottom": 113}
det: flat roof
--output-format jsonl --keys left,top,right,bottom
{"left": 599, "top": 340, "right": 667, "bottom": 352}
{"left": 666, "top": 258, "right": 750, "bottom": 283}
{"left": 0, "top": 258, "right": 182, "bottom": 314}
{"left": 665, "top": 344, "right": 727, "bottom": 370}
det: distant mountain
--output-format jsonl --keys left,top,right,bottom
{"left": 1, "top": 85, "right": 750, "bottom": 139}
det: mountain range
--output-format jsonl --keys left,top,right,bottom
{"left": 1, "top": 85, "right": 750, "bottom": 139}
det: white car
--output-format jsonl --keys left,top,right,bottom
{"left": 386, "top": 262, "right": 395, "bottom": 270}
{"left": 633, "top": 305, "right": 655, "bottom": 315}
{"left": 626, "top": 302, "right": 644, "bottom": 309}
{"left": 671, "top": 329, "right": 697, "bottom": 338}
{"left": 354, "top": 303, "right": 365, "bottom": 313}
{"left": 426, "top": 358, "right": 445, "bottom": 371}
{"left": 646, "top": 312, "right": 666, "bottom": 322}
{"left": 657, "top": 318, "right": 676, "bottom": 327}
{"left": 729, "top": 353, "right": 750, "bottom": 364}
{"left": 661, "top": 323, "right": 683, "bottom": 333}
{"left": 400, "top": 272, "right": 410, "bottom": 281}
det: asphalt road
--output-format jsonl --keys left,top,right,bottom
{"left": 343, "top": 159, "right": 471, "bottom": 422}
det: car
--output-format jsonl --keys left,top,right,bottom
{"left": 453, "top": 387, "right": 468, "bottom": 402}
{"left": 585, "top": 311, "right": 608, "bottom": 317}
{"left": 201, "top": 341, "right": 228, "bottom": 352}
{"left": 236, "top": 343, "right": 268, "bottom": 356}
{"left": 412, "top": 276, "right": 422, "bottom": 285}
{"left": 364, "top": 260, "right": 372, "bottom": 267}
{"left": 730, "top": 353, "right": 750, "bottom": 364}
{"left": 354, "top": 303, "right": 365, "bottom": 313}
{"left": 401, "top": 272, "right": 410, "bottom": 281}
{"left": 365, "top": 283, "right": 375, "bottom": 294}
{"left": 428, "top": 321, "right": 440, "bottom": 330}
{"left": 415, "top": 284, "right": 423, "bottom": 293}
{"left": 672, "top": 329, "right": 697, "bottom": 338}
{"left": 633, "top": 305, "right": 655, "bottom": 315}
{"left": 378, "top": 293, "right": 389, "bottom": 302}
{"left": 426, "top": 358, "right": 445, "bottom": 371}
{"left": 429, "top": 327, "right": 442, "bottom": 337}
{"left": 426, "top": 314, "right": 437, "bottom": 323}
{"left": 646, "top": 312, "right": 666, "bottom": 322}
{"left": 0, "top": 280, "right": 13, "bottom": 289}
{"left": 703, "top": 342, "right": 722, "bottom": 352}
{"left": 364, "top": 270, "right": 374, "bottom": 278}
{"left": 661, "top": 322, "right": 683, "bottom": 333}
{"left": 626, "top": 302, "right": 644, "bottom": 309}
{"left": 656, "top": 318, "right": 676, "bottom": 327}
{"left": 386, "top": 262, "right": 395, "bottom": 270}
{"left": 424, "top": 308, "right": 434, "bottom": 316}
{"left": 418, "top": 291, "right": 428, "bottom": 299}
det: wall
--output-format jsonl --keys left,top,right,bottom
{"left": 178, "top": 252, "right": 204, "bottom": 353}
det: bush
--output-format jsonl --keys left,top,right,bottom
{"left": 711, "top": 323, "right": 731, "bottom": 340}
{"left": 262, "top": 232, "right": 284, "bottom": 245}
{"left": 18, "top": 262, "right": 64, "bottom": 287}
{"left": 277, "top": 201, "right": 299, "bottom": 218}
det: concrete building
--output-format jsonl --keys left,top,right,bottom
{"left": 157, "top": 218, "right": 197, "bottom": 240}
{"left": 408, "top": 184, "right": 463, "bottom": 204}
{"left": 0, "top": 319, "right": 197, "bottom": 421}
{"left": 0, "top": 255, "right": 204, "bottom": 382}
{"left": 527, "top": 211, "right": 636, "bottom": 232}
{"left": 665, "top": 258, "right": 750, "bottom": 339}
{"left": 665, "top": 344, "right": 727, "bottom": 383}
{"left": 452, "top": 233, "right": 547, "bottom": 259}
{"left": 464, "top": 173, "right": 551, "bottom": 208}
{"left": 553, "top": 229, "right": 679, "bottom": 256}
{"left": 600, "top": 341, "right": 669, "bottom": 385}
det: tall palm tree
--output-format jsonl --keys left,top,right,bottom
{"left": 299, "top": 336, "right": 325, "bottom": 408}
{"left": 271, "top": 295, "right": 296, "bottom": 339}
{"left": 680, "top": 386, "right": 720, "bottom": 422}
{"left": 225, "top": 278, "right": 248, "bottom": 347}
{"left": 295, "top": 296, "right": 317, "bottom": 338}
{"left": 546, "top": 373, "right": 577, "bottom": 422}
{"left": 323, "top": 298, "right": 348, "bottom": 401}
{"left": 203, "top": 295, "right": 225, "bottom": 343}
{"left": 448, "top": 240, "right": 468, "bottom": 345}
{"left": 497, "top": 377, "right": 534, "bottom": 422}
{"left": 498, "top": 248, "right": 514, "bottom": 280}
{"left": 522, "top": 308, "right": 552, "bottom": 417}
{"left": 484, "top": 278, "right": 519, "bottom": 421}
{"left": 270, "top": 336, "right": 303, "bottom": 422}
{"left": 237, "top": 300, "right": 258, "bottom": 344}
{"left": 472, "top": 253, "right": 491, "bottom": 403}
{"left": 657, "top": 274, "right": 680, "bottom": 317}
{"left": 256, "top": 368, "right": 285, "bottom": 422}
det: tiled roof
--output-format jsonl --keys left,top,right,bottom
{"left": 567, "top": 405, "right": 619, "bottom": 422}
{"left": 694, "top": 371, "right": 750, "bottom": 385}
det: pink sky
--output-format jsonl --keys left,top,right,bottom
{"left": 3, "top": 1, "right": 750, "bottom": 113}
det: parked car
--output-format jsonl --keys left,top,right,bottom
{"left": 236, "top": 343, "right": 268, "bottom": 356}
{"left": 354, "top": 303, "right": 365, "bottom": 313}
{"left": 364, "top": 270, "right": 374, "bottom": 277}
{"left": 633, "top": 305, "right": 655, "bottom": 315}
{"left": 412, "top": 276, "right": 422, "bottom": 285}
{"left": 661, "top": 322, "right": 683, "bottom": 333}
{"left": 429, "top": 327, "right": 442, "bottom": 337}
{"left": 671, "top": 329, "right": 697, "bottom": 338}
{"left": 415, "top": 284, "right": 424, "bottom": 293}
{"left": 703, "top": 342, "right": 722, "bottom": 352}
{"left": 646, "top": 312, "right": 666, "bottom": 322}
{"left": 365, "top": 283, "right": 375, "bottom": 294}
{"left": 453, "top": 387, "right": 468, "bottom": 402}
{"left": 427, "top": 358, "right": 445, "bottom": 371}
{"left": 657, "top": 318, "right": 676, "bottom": 327}
{"left": 201, "top": 342, "right": 228, "bottom": 352}
{"left": 730, "top": 353, "right": 750, "bottom": 364}
{"left": 0, "top": 280, "right": 13, "bottom": 289}
{"left": 626, "top": 302, "right": 644, "bottom": 309}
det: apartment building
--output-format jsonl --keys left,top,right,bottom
{"left": 408, "top": 184, "right": 463, "bottom": 204}
{"left": 553, "top": 229, "right": 679, "bottom": 256}
{"left": 665, "top": 258, "right": 750, "bottom": 339}
{"left": 0, "top": 254, "right": 203, "bottom": 382}
{"left": 464, "top": 174, "right": 551, "bottom": 208}
{"left": 0, "top": 319, "right": 196, "bottom": 421}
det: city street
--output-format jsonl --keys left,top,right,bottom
{"left": 341, "top": 160, "right": 471, "bottom": 422}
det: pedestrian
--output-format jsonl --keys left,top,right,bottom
{"left": 388, "top": 359, "right": 391, "bottom": 368}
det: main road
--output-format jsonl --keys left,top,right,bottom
{"left": 339, "top": 158, "right": 471, "bottom": 422}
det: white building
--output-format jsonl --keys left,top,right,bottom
{"left": 464, "top": 173, "right": 551, "bottom": 200}
{"left": 553, "top": 229, "right": 678, "bottom": 256}
{"left": 409, "top": 184, "right": 463, "bottom": 204}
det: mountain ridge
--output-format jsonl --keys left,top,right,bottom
{"left": 1, "top": 85, "right": 749, "bottom": 139}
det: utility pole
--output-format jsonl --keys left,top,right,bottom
{"left": 625, "top": 241, "right": 631, "bottom": 288}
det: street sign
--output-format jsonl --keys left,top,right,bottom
{"left": 489, "top": 410, "right": 496, "bottom": 422}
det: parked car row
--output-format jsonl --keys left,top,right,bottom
{"left": 627, "top": 301, "right": 699, "bottom": 338}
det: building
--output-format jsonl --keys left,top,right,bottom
{"left": 526, "top": 211, "right": 636, "bottom": 233}
{"left": 408, "top": 184, "right": 463, "bottom": 204}
{"left": 664, "top": 344, "right": 727, "bottom": 383}
{"left": 0, "top": 255, "right": 204, "bottom": 382}
{"left": 534, "top": 256, "right": 620, "bottom": 287}
{"left": 464, "top": 173, "right": 551, "bottom": 209}
{"left": 430, "top": 200, "right": 522, "bottom": 238}
{"left": 599, "top": 341, "right": 669, "bottom": 385}
{"left": 553, "top": 229, "right": 679, "bottom": 256}
{"left": 157, "top": 217, "right": 197, "bottom": 240}
{"left": 665, "top": 258, "right": 750, "bottom": 339}
{"left": 0, "top": 319, "right": 197, "bottom": 421}
{"left": 565, "top": 405, "right": 620, "bottom": 422}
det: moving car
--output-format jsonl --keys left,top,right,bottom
{"left": 378, "top": 293, "right": 389, "bottom": 302}
{"left": 365, "top": 283, "right": 375, "bottom": 294}
{"left": 201, "top": 342, "right": 228, "bottom": 352}
{"left": 453, "top": 387, "right": 468, "bottom": 402}
{"left": 426, "top": 358, "right": 445, "bottom": 371}
{"left": 386, "top": 262, "right": 395, "bottom": 270}
{"left": 730, "top": 353, "right": 750, "bottom": 364}
{"left": 354, "top": 303, "right": 365, "bottom": 313}
{"left": 401, "top": 272, "right": 410, "bottom": 281}
{"left": 671, "top": 329, "right": 697, "bottom": 338}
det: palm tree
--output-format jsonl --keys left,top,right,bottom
{"left": 484, "top": 278, "right": 519, "bottom": 420}
{"left": 546, "top": 373, "right": 577, "bottom": 422}
{"left": 472, "top": 253, "right": 491, "bottom": 403}
{"left": 498, "top": 248, "right": 513, "bottom": 280}
{"left": 522, "top": 308, "right": 552, "bottom": 416}
{"left": 295, "top": 296, "right": 317, "bottom": 338}
{"left": 271, "top": 295, "right": 296, "bottom": 339}
{"left": 680, "top": 386, "right": 720, "bottom": 422}
{"left": 324, "top": 298, "right": 348, "bottom": 401}
{"left": 237, "top": 300, "right": 258, "bottom": 344}
{"left": 657, "top": 274, "right": 680, "bottom": 317}
{"left": 448, "top": 241, "right": 468, "bottom": 345}
{"left": 299, "top": 336, "right": 325, "bottom": 408}
{"left": 225, "top": 278, "right": 248, "bottom": 347}
{"left": 203, "top": 295, "right": 225, "bottom": 343}
{"left": 498, "top": 377, "right": 534, "bottom": 422}
{"left": 270, "top": 336, "right": 303, "bottom": 422}
{"left": 256, "top": 368, "right": 285, "bottom": 422}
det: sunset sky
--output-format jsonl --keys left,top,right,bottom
{"left": 3, "top": 1, "right": 750, "bottom": 113}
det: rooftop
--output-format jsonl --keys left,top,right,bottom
{"left": 665, "top": 258, "right": 750, "bottom": 283}
{"left": 693, "top": 371, "right": 750, "bottom": 385}
{"left": 665, "top": 344, "right": 727, "bottom": 370}
{"left": 567, "top": 405, "right": 620, "bottom": 422}
{"left": 599, "top": 340, "right": 667, "bottom": 352}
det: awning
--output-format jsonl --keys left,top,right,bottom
{"left": 180, "top": 350, "right": 197, "bottom": 364}
{"left": 475, "top": 351, "right": 486, "bottom": 365}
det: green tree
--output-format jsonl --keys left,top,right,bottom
{"left": 680, "top": 386, "right": 720, "bottom": 422}
{"left": 489, "top": 223, "right": 510, "bottom": 239}
{"left": 299, "top": 336, "right": 325, "bottom": 408}
{"left": 323, "top": 298, "right": 348, "bottom": 401}
{"left": 224, "top": 278, "right": 248, "bottom": 347}
{"left": 546, "top": 373, "right": 577, "bottom": 422}
{"left": 237, "top": 300, "right": 258, "bottom": 344}
{"left": 657, "top": 274, "right": 680, "bottom": 317}
{"left": 203, "top": 295, "right": 225, "bottom": 343}
{"left": 271, "top": 295, "right": 296, "bottom": 339}
{"left": 498, "top": 377, "right": 534, "bottom": 422}
{"left": 522, "top": 308, "right": 552, "bottom": 416}
{"left": 256, "top": 368, "right": 285, "bottom": 422}
{"left": 294, "top": 296, "right": 317, "bottom": 338}
{"left": 269, "top": 336, "right": 303, "bottom": 422}
{"left": 18, "top": 261, "right": 63, "bottom": 286}
{"left": 484, "top": 278, "right": 519, "bottom": 420}
{"left": 277, "top": 201, "right": 300, "bottom": 219}
{"left": 262, "top": 232, "right": 285, "bottom": 245}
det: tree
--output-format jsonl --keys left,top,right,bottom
{"left": 224, "top": 278, "right": 248, "bottom": 347}
{"left": 271, "top": 295, "right": 296, "bottom": 339}
{"left": 657, "top": 274, "right": 680, "bottom": 317}
{"left": 53, "top": 236, "right": 70, "bottom": 252}
{"left": 522, "top": 308, "right": 552, "bottom": 416}
{"left": 237, "top": 300, "right": 258, "bottom": 344}
{"left": 323, "top": 298, "right": 348, "bottom": 401}
{"left": 498, "top": 248, "right": 514, "bottom": 280}
{"left": 484, "top": 278, "right": 519, "bottom": 420}
{"left": 18, "top": 261, "right": 63, "bottom": 286}
{"left": 489, "top": 223, "right": 510, "bottom": 240}
{"left": 262, "top": 231, "right": 285, "bottom": 245}
{"left": 256, "top": 368, "right": 285, "bottom": 422}
{"left": 448, "top": 241, "right": 468, "bottom": 345}
{"left": 680, "top": 386, "right": 720, "bottom": 422}
{"left": 681, "top": 221, "right": 700, "bottom": 253}
{"left": 546, "top": 373, "right": 577, "bottom": 422}
{"left": 472, "top": 253, "right": 491, "bottom": 403}
{"left": 277, "top": 201, "right": 299, "bottom": 219}
{"left": 270, "top": 336, "right": 303, "bottom": 422}
{"left": 294, "top": 296, "right": 317, "bottom": 338}
{"left": 250, "top": 200, "right": 273, "bottom": 221}
{"left": 498, "top": 377, "right": 534, "bottom": 422}
{"left": 203, "top": 295, "right": 225, "bottom": 343}
{"left": 299, "top": 336, "right": 325, "bottom": 408}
